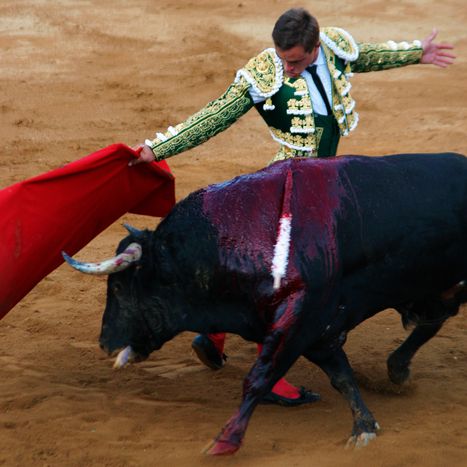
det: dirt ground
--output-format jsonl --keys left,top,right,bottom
{"left": 0, "top": 1, "right": 466, "bottom": 466}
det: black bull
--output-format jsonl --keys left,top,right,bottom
{"left": 65, "top": 153, "right": 466, "bottom": 455}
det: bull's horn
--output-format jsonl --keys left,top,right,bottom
{"left": 62, "top": 243, "right": 142, "bottom": 275}
{"left": 124, "top": 223, "right": 144, "bottom": 238}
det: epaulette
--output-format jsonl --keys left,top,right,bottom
{"left": 235, "top": 48, "right": 283, "bottom": 98}
{"left": 320, "top": 27, "right": 359, "bottom": 62}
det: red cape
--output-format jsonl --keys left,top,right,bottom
{"left": 0, "top": 143, "right": 175, "bottom": 318}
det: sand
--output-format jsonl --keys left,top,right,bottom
{"left": 0, "top": 1, "right": 466, "bottom": 465}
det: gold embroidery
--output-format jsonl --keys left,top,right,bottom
{"left": 352, "top": 41, "right": 422, "bottom": 73}
{"left": 243, "top": 49, "right": 278, "bottom": 94}
{"left": 284, "top": 76, "right": 307, "bottom": 94}
{"left": 291, "top": 116, "right": 314, "bottom": 127}
{"left": 315, "top": 127, "right": 324, "bottom": 145}
{"left": 321, "top": 27, "right": 359, "bottom": 59}
{"left": 270, "top": 145, "right": 317, "bottom": 164}
{"left": 287, "top": 96, "right": 312, "bottom": 114}
{"left": 321, "top": 43, "right": 355, "bottom": 134}
{"left": 263, "top": 97, "right": 275, "bottom": 110}
{"left": 285, "top": 77, "right": 313, "bottom": 122}
{"left": 290, "top": 115, "right": 316, "bottom": 133}
{"left": 270, "top": 127, "right": 317, "bottom": 149}
{"left": 151, "top": 77, "right": 253, "bottom": 160}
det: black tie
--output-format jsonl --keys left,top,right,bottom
{"left": 308, "top": 65, "right": 332, "bottom": 116}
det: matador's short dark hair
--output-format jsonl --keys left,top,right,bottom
{"left": 272, "top": 8, "right": 320, "bottom": 52}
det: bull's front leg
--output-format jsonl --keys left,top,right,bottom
{"left": 389, "top": 292, "right": 462, "bottom": 384}
{"left": 387, "top": 321, "right": 443, "bottom": 384}
{"left": 207, "top": 291, "right": 307, "bottom": 455}
{"left": 306, "top": 346, "right": 380, "bottom": 448}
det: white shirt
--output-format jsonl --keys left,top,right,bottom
{"left": 248, "top": 47, "right": 332, "bottom": 116}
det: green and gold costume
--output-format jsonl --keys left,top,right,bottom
{"left": 146, "top": 27, "right": 422, "bottom": 163}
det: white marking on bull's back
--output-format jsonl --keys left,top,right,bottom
{"left": 271, "top": 214, "right": 292, "bottom": 290}
{"left": 271, "top": 169, "right": 294, "bottom": 290}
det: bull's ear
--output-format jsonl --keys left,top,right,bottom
{"left": 124, "top": 223, "right": 144, "bottom": 239}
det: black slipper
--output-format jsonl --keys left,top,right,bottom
{"left": 260, "top": 386, "right": 320, "bottom": 406}
{"left": 191, "top": 334, "right": 227, "bottom": 370}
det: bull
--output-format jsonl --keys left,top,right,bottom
{"left": 64, "top": 153, "right": 466, "bottom": 455}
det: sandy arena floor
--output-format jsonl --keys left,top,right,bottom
{"left": 0, "top": 1, "right": 466, "bottom": 465}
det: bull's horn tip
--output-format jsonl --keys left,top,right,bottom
{"left": 62, "top": 251, "right": 71, "bottom": 262}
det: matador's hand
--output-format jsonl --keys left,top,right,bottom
{"left": 420, "top": 29, "right": 455, "bottom": 68}
{"left": 129, "top": 144, "right": 155, "bottom": 166}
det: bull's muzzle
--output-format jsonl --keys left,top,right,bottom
{"left": 62, "top": 243, "right": 142, "bottom": 275}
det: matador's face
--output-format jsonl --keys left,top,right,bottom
{"left": 275, "top": 43, "right": 320, "bottom": 78}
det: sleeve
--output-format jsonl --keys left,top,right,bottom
{"left": 145, "top": 77, "right": 254, "bottom": 161}
{"left": 351, "top": 39, "right": 423, "bottom": 73}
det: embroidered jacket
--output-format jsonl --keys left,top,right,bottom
{"left": 146, "top": 27, "right": 423, "bottom": 162}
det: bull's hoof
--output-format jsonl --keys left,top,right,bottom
{"left": 387, "top": 353, "right": 410, "bottom": 385}
{"left": 346, "top": 421, "right": 380, "bottom": 449}
{"left": 345, "top": 431, "right": 378, "bottom": 449}
{"left": 205, "top": 439, "right": 240, "bottom": 456}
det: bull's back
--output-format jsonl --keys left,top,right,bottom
{"left": 200, "top": 152, "right": 467, "bottom": 246}
{"left": 337, "top": 153, "right": 467, "bottom": 258}
{"left": 341, "top": 153, "right": 466, "bottom": 224}
{"left": 157, "top": 153, "right": 466, "bottom": 299}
